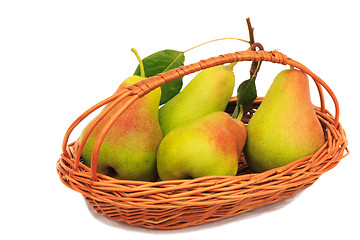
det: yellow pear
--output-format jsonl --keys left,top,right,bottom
{"left": 244, "top": 69, "right": 325, "bottom": 172}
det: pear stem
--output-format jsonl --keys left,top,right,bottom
{"left": 227, "top": 61, "right": 237, "bottom": 70}
{"left": 236, "top": 105, "right": 244, "bottom": 121}
{"left": 131, "top": 48, "right": 145, "bottom": 78}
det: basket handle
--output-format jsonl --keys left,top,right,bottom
{"left": 139, "top": 49, "right": 339, "bottom": 125}
{"left": 62, "top": 49, "right": 340, "bottom": 181}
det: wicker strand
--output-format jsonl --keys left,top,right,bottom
{"left": 73, "top": 89, "right": 131, "bottom": 171}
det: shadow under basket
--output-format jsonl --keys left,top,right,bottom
{"left": 56, "top": 50, "right": 349, "bottom": 230}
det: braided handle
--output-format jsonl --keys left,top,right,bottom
{"left": 62, "top": 50, "right": 340, "bottom": 181}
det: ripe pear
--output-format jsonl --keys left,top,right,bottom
{"left": 79, "top": 49, "right": 163, "bottom": 181}
{"left": 157, "top": 111, "right": 247, "bottom": 181}
{"left": 244, "top": 69, "right": 326, "bottom": 172}
{"left": 158, "top": 63, "right": 236, "bottom": 136}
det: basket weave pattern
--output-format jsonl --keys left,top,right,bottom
{"left": 57, "top": 50, "right": 348, "bottom": 229}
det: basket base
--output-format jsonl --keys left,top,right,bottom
{"left": 83, "top": 178, "right": 317, "bottom": 230}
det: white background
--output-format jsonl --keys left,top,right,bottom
{"left": 1, "top": 0, "right": 359, "bottom": 239}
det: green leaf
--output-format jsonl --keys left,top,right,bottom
{"left": 232, "top": 75, "right": 257, "bottom": 119}
{"left": 134, "top": 49, "right": 185, "bottom": 105}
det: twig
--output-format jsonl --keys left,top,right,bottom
{"left": 246, "top": 17, "right": 255, "bottom": 46}
{"left": 246, "top": 18, "right": 263, "bottom": 78}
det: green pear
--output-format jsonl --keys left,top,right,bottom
{"left": 158, "top": 63, "right": 236, "bottom": 136}
{"left": 79, "top": 49, "right": 163, "bottom": 181}
{"left": 157, "top": 111, "right": 247, "bottom": 181}
{"left": 244, "top": 69, "right": 326, "bottom": 172}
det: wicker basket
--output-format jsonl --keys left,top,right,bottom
{"left": 56, "top": 50, "right": 349, "bottom": 229}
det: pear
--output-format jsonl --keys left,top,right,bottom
{"left": 157, "top": 111, "right": 247, "bottom": 181}
{"left": 79, "top": 49, "right": 163, "bottom": 181}
{"left": 244, "top": 69, "right": 326, "bottom": 172}
{"left": 158, "top": 63, "right": 236, "bottom": 136}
